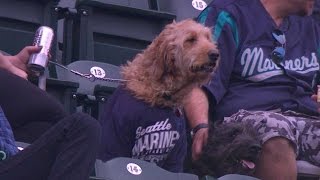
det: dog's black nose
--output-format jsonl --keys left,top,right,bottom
{"left": 208, "top": 51, "right": 219, "bottom": 62}
{"left": 249, "top": 144, "right": 262, "bottom": 153}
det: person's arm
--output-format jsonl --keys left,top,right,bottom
{"left": 185, "top": 4, "right": 240, "bottom": 160}
{"left": 184, "top": 88, "right": 209, "bottom": 160}
{"left": 309, "top": 17, "right": 320, "bottom": 112}
{"left": 0, "top": 46, "right": 41, "bottom": 79}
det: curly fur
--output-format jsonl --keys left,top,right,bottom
{"left": 193, "top": 122, "right": 262, "bottom": 178}
{"left": 121, "top": 19, "right": 219, "bottom": 108}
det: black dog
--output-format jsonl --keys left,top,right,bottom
{"left": 193, "top": 122, "right": 262, "bottom": 177}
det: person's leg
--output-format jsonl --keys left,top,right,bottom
{"left": 225, "top": 110, "right": 299, "bottom": 180}
{"left": 255, "top": 137, "right": 297, "bottom": 180}
{"left": 0, "top": 112, "right": 101, "bottom": 180}
{"left": 0, "top": 69, "right": 68, "bottom": 142}
{"left": 296, "top": 116, "right": 320, "bottom": 166}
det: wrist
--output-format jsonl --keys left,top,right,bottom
{"left": 190, "top": 123, "right": 209, "bottom": 138}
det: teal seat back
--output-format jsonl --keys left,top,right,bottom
{"left": 56, "top": 60, "right": 121, "bottom": 95}
{"left": 95, "top": 158, "right": 199, "bottom": 180}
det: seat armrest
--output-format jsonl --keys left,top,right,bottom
{"left": 94, "top": 84, "right": 117, "bottom": 97}
{"left": 297, "top": 160, "right": 320, "bottom": 177}
{"left": 46, "top": 78, "right": 79, "bottom": 113}
{"left": 46, "top": 78, "right": 80, "bottom": 88}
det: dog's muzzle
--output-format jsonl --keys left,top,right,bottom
{"left": 191, "top": 62, "right": 216, "bottom": 72}
{"left": 191, "top": 51, "right": 219, "bottom": 73}
{"left": 238, "top": 144, "right": 262, "bottom": 170}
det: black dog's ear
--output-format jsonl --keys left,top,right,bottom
{"left": 211, "top": 120, "right": 224, "bottom": 135}
{"left": 211, "top": 122, "right": 243, "bottom": 139}
{"left": 212, "top": 119, "right": 223, "bottom": 128}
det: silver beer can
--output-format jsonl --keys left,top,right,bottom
{"left": 28, "top": 26, "right": 54, "bottom": 74}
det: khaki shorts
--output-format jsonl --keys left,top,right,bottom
{"left": 224, "top": 109, "right": 320, "bottom": 167}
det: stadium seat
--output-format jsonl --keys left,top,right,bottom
{"left": 15, "top": 141, "right": 30, "bottom": 151}
{"left": 55, "top": 60, "right": 121, "bottom": 95}
{"left": 59, "top": 0, "right": 76, "bottom": 8}
{"left": 202, "top": 174, "right": 260, "bottom": 180}
{"left": 95, "top": 158, "right": 261, "bottom": 180}
{"left": 95, "top": 157, "right": 199, "bottom": 180}
{"left": 297, "top": 160, "right": 320, "bottom": 179}
{"left": 69, "top": 0, "right": 175, "bottom": 65}
{"left": 157, "top": 0, "right": 213, "bottom": 21}
{"left": 81, "top": 0, "right": 151, "bottom": 10}
{"left": 44, "top": 78, "right": 79, "bottom": 113}
{"left": 59, "top": 0, "right": 159, "bottom": 10}
{"left": 54, "top": 60, "right": 122, "bottom": 118}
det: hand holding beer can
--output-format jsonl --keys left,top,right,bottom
{"left": 28, "top": 26, "right": 54, "bottom": 75}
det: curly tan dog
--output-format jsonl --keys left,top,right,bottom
{"left": 99, "top": 19, "right": 219, "bottom": 172}
{"left": 122, "top": 19, "right": 219, "bottom": 108}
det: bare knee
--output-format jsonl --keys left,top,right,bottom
{"left": 255, "top": 137, "right": 297, "bottom": 180}
{"left": 262, "top": 137, "right": 296, "bottom": 160}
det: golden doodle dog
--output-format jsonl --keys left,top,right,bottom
{"left": 98, "top": 19, "right": 219, "bottom": 172}
{"left": 122, "top": 19, "right": 219, "bottom": 108}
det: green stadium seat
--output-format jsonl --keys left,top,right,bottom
{"left": 297, "top": 160, "right": 320, "bottom": 179}
{"left": 55, "top": 60, "right": 121, "bottom": 118}
{"left": 95, "top": 158, "right": 199, "bottom": 180}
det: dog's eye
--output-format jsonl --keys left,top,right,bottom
{"left": 231, "top": 129, "right": 241, "bottom": 137}
{"left": 186, "top": 37, "right": 197, "bottom": 43}
{"left": 206, "top": 33, "right": 211, "bottom": 40}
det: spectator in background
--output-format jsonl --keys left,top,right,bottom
{"left": 0, "top": 46, "right": 101, "bottom": 180}
{"left": 186, "top": 0, "right": 320, "bottom": 179}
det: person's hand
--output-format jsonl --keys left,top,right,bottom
{"left": 311, "top": 94, "right": 320, "bottom": 112}
{"left": 0, "top": 46, "right": 41, "bottom": 79}
{"left": 192, "top": 127, "right": 208, "bottom": 161}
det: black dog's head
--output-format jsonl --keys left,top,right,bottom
{"left": 193, "top": 122, "right": 261, "bottom": 177}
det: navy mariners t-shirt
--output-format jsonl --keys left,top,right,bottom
{"left": 98, "top": 86, "right": 187, "bottom": 172}
{"left": 198, "top": 0, "right": 320, "bottom": 120}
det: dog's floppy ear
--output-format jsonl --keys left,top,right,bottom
{"left": 160, "top": 42, "right": 176, "bottom": 77}
{"left": 149, "top": 27, "right": 177, "bottom": 80}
